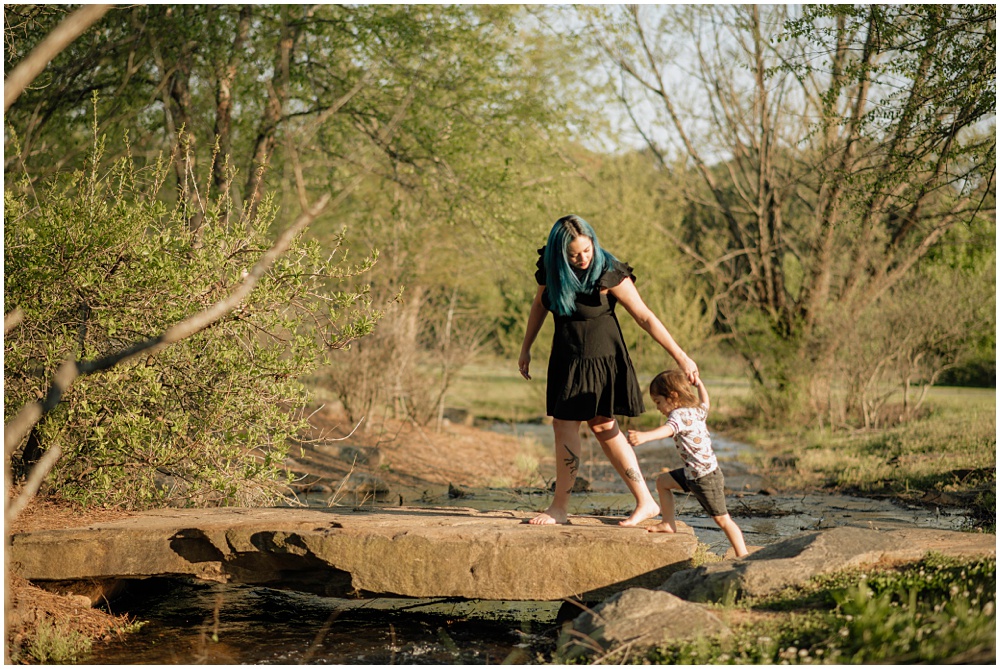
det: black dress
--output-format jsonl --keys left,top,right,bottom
{"left": 535, "top": 247, "right": 646, "bottom": 421}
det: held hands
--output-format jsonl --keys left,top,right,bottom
{"left": 680, "top": 355, "right": 699, "bottom": 385}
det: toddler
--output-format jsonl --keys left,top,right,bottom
{"left": 627, "top": 370, "right": 748, "bottom": 558}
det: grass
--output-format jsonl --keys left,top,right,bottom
{"left": 737, "top": 387, "right": 996, "bottom": 531}
{"left": 448, "top": 358, "right": 754, "bottom": 427}
{"left": 447, "top": 358, "right": 549, "bottom": 422}
{"left": 638, "top": 554, "right": 996, "bottom": 665}
{"left": 14, "top": 620, "right": 93, "bottom": 664}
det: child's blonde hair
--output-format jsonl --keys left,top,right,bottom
{"left": 649, "top": 370, "right": 698, "bottom": 409}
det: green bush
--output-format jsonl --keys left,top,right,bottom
{"left": 4, "top": 139, "right": 379, "bottom": 508}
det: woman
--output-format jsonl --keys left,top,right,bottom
{"left": 518, "top": 215, "right": 699, "bottom": 526}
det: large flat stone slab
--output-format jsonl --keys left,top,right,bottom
{"left": 8, "top": 506, "right": 698, "bottom": 602}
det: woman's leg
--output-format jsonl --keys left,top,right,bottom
{"left": 529, "top": 418, "right": 582, "bottom": 525}
{"left": 588, "top": 416, "right": 660, "bottom": 527}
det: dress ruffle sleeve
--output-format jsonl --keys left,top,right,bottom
{"left": 598, "top": 258, "right": 636, "bottom": 289}
{"left": 534, "top": 246, "right": 547, "bottom": 285}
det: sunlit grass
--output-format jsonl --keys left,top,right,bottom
{"left": 641, "top": 555, "right": 996, "bottom": 665}
{"left": 448, "top": 358, "right": 548, "bottom": 422}
{"left": 739, "top": 387, "right": 996, "bottom": 530}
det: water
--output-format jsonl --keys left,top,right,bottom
{"left": 83, "top": 424, "right": 971, "bottom": 664}
{"left": 89, "top": 580, "right": 561, "bottom": 664}
{"left": 481, "top": 423, "right": 969, "bottom": 555}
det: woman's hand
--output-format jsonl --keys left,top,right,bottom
{"left": 679, "top": 355, "right": 699, "bottom": 385}
{"left": 518, "top": 351, "right": 532, "bottom": 380}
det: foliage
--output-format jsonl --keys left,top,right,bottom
{"left": 835, "top": 248, "right": 995, "bottom": 428}
{"left": 4, "top": 134, "right": 379, "bottom": 508}
{"left": 5, "top": 5, "right": 721, "bottom": 426}
{"left": 583, "top": 4, "right": 996, "bottom": 424}
{"left": 645, "top": 556, "right": 995, "bottom": 664}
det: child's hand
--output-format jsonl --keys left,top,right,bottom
{"left": 626, "top": 429, "right": 645, "bottom": 447}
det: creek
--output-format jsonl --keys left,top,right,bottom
{"left": 82, "top": 424, "right": 970, "bottom": 664}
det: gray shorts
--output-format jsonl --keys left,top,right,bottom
{"left": 669, "top": 467, "right": 728, "bottom": 517}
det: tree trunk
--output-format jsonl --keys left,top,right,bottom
{"left": 213, "top": 5, "right": 252, "bottom": 221}
{"left": 244, "top": 6, "right": 312, "bottom": 226}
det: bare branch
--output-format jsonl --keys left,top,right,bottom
{"left": 4, "top": 4, "right": 112, "bottom": 112}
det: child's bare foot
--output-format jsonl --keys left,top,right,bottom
{"left": 618, "top": 501, "right": 660, "bottom": 527}
{"left": 529, "top": 507, "right": 569, "bottom": 525}
{"left": 647, "top": 521, "right": 677, "bottom": 534}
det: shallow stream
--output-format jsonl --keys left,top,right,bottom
{"left": 83, "top": 424, "right": 970, "bottom": 664}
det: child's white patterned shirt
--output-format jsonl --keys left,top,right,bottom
{"left": 666, "top": 403, "right": 718, "bottom": 480}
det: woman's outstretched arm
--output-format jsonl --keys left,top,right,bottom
{"left": 518, "top": 285, "right": 549, "bottom": 380}
{"left": 610, "top": 278, "right": 699, "bottom": 383}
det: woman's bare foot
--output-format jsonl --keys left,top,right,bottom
{"left": 647, "top": 521, "right": 676, "bottom": 533}
{"left": 529, "top": 507, "right": 569, "bottom": 525}
{"left": 618, "top": 501, "right": 660, "bottom": 527}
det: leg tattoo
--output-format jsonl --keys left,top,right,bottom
{"left": 625, "top": 467, "right": 641, "bottom": 482}
{"left": 562, "top": 443, "right": 580, "bottom": 478}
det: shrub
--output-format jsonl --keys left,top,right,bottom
{"left": 4, "top": 136, "right": 379, "bottom": 508}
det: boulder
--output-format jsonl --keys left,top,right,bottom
{"left": 661, "top": 525, "right": 996, "bottom": 603}
{"left": 9, "top": 506, "right": 698, "bottom": 603}
{"left": 557, "top": 587, "right": 730, "bottom": 661}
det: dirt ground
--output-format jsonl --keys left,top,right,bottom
{"left": 4, "top": 409, "right": 539, "bottom": 662}
{"left": 286, "top": 405, "right": 541, "bottom": 500}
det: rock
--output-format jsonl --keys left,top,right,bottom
{"left": 341, "top": 473, "right": 390, "bottom": 499}
{"left": 447, "top": 482, "right": 468, "bottom": 498}
{"left": 441, "top": 408, "right": 474, "bottom": 426}
{"left": 661, "top": 525, "right": 996, "bottom": 604}
{"left": 35, "top": 578, "right": 130, "bottom": 607}
{"left": 305, "top": 483, "right": 332, "bottom": 494}
{"left": 336, "top": 446, "right": 382, "bottom": 467}
{"left": 9, "top": 506, "right": 698, "bottom": 602}
{"left": 557, "top": 588, "right": 730, "bottom": 661}
{"left": 759, "top": 487, "right": 779, "bottom": 496}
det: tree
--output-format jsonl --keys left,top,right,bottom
{"left": 585, "top": 4, "right": 995, "bottom": 422}
{"left": 4, "top": 5, "right": 595, "bottom": 474}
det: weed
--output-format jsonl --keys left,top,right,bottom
{"left": 19, "top": 619, "right": 93, "bottom": 664}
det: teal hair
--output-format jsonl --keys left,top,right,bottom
{"left": 544, "top": 215, "right": 616, "bottom": 317}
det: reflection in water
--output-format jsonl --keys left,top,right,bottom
{"left": 87, "top": 580, "right": 562, "bottom": 665}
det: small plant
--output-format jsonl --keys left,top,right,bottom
{"left": 20, "top": 619, "right": 92, "bottom": 664}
